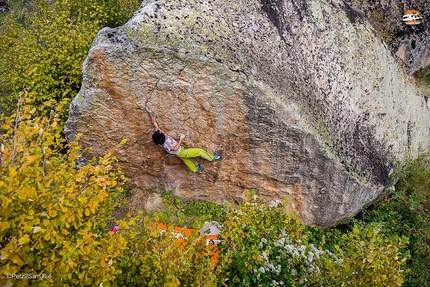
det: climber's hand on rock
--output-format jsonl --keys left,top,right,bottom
{"left": 179, "top": 134, "right": 186, "bottom": 140}
{"left": 145, "top": 105, "right": 152, "bottom": 114}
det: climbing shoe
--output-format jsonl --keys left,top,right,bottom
{"left": 213, "top": 155, "right": 221, "bottom": 160}
{"left": 195, "top": 164, "right": 201, "bottom": 173}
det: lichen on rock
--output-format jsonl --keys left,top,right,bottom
{"left": 65, "top": 0, "right": 430, "bottom": 228}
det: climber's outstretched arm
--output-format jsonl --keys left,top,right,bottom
{"left": 146, "top": 105, "right": 163, "bottom": 132}
{"left": 150, "top": 114, "right": 160, "bottom": 131}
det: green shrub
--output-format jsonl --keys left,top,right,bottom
{"left": 0, "top": 0, "right": 32, "bottom": 24}
{"left": 361, "top": 153, "right": 430, "bottom": 287}
{"left": 0, "top": 98, "right": 126, "bottom": 285}
{"left": 112, "top": 214, "right": 217, "bottom": 287}
{"left": 329, "top": 223, "right": 408, "bottom": 287}
{"left": 216, "top": 194, "right": 408, "bottom": 286}
{"left": 0, "top": 0, "right": 139, "bottom": 118}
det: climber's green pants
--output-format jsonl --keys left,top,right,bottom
{"left": 176, "top": 147, "right": 214, "bottom": 172}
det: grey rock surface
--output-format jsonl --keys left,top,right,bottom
{"left": 200, "top": 222, "right": 222, "bottom": 236}
{"left": 65, "top": 0, "right": 430, "bottom": 228}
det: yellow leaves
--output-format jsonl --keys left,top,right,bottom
{"left": 80, "top": 245, "right": 91, "bottom": 256}
{"left": 0, "top": 221, "right": 11, "bottom": 233}
{"left": 43, "top": 232, "right": 51, "bottom": 241}
{"left": 42, "top": 100, "right": 52, "bottom": 107}
{"left": 67, "top": 214, "right": 75, "bottom": 223}
{"left": 99, "top": 260, "right": 107, "bottom": 268}
{"left": 98, "top": 190, "right": 109, "bottom": 201}
{"left": 59, "top": 203, "right": 68, "bottom": 213}
{"left": 18, "top": 234, "right": 31, "bottom": 245}
{"left": 353, "top": 226, "right": 360, "bottom": 235}
{"left": 78, "top": 271, "right": 86, "bottom": 280}
{"left": 42, "top": 219, "right": 50, "bottom": 227}
{"left": 23, "top": 224, "right": 33, "bottom": 233}
{"left": 76, "top": 238, "right": 84, "bottom": 247}
{"left": 25, "top": 155, "right": 40, "bottom": 166}
{"left": 47, "top": 208, "right": 57, "bottom": 219}
{"left": 28, "top": 67, "right": 37, "bottom": 76}
{"left": 333, "top": 223, "right": 408, "bottom": 286}
{"left": 88, "top": 201, "right": 99, "bottom": 214}
{"left": 8, "top": 167, "right": 17, "bottom": 178}
{"left": 0, "top": 25, "right": 126, "bottom": 286}
{"left": 78, "top": 196, "right": 88, "bottom": 204}
{"left": 67, "top": 259, "right": 77, "bottom": 269}
{"left": 10, "top": 253, "right": 25, "bottom": 266}
{"left": 13, "top": 2, "right": 140, "bottom": 113}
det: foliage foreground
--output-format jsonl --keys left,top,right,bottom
{"left": 358, "top": 153, "right": 430, "bottom": 287}
{"left": 216, "top": 197, "right": 408, "bottom": 287}
{"left": 0, "top": 101, "right": 410, "bottom": 286}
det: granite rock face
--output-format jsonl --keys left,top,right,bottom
{"left": 65, "top": 0, "right": 430, "bottom": 228}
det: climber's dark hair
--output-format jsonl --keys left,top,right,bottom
{"left": 152, "top": 130, "right": 166, "bottom": 145}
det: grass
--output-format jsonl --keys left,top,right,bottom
{"left": 156, "top": 191, "right": 226, "bottom": 229}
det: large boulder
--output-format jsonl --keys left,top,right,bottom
{"left": 65, "top": 0, "right": 430, "bottom": 228}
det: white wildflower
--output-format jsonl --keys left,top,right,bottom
{"left": 269, "top": 200, "right": 282, "bottom": 208}
{"left": 291, "top": 269, "right": 297, "bottom": 276}
{"left": 262, "top": 250, "right": 268, "bottom": 260}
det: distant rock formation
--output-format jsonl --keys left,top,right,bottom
{"left": 65, "top": 0, "right": 430, "bottom": 228}
{"left": 345, "top": 0, "right": 430, "bottom": 74}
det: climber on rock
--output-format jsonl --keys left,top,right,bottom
{"left": 145, "top": 105, "right": 220, "bottom": 173}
